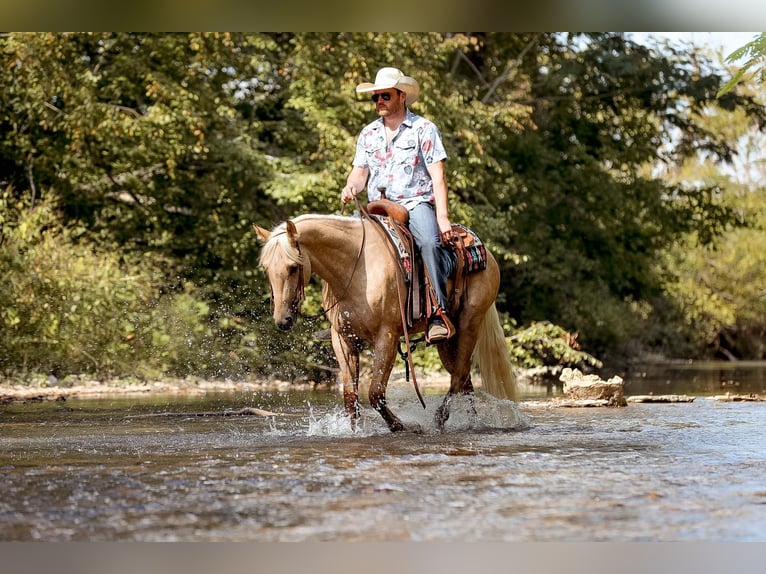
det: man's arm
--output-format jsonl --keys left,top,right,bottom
{"left": 427, "top": 160, "right": 452, "bottom": 244}
{"left": 341, "top": 166, "right": 369, "bottom": 204}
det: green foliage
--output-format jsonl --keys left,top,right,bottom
{"left": 718, "top": 33, "right": 766, "bottom": 97}
{"left": 485, "top": 33, "right": 765, "bottom": 356}
{"left": 1, "top": 190, "right": 158, "bottom": 375}
{"left": 507, "top": 320, "right": 602, "bottom": 370}
{"left": 0, "top": 190, "right": 264, "bottom": 379}
{"left": 661, "top": 190, "right": 766, "bottom": 360}
{"left": 650, "top": 79, "right": 766, "bottom": 361}
{"left": 0, "top": 33, "right": 282, "bottom": 303}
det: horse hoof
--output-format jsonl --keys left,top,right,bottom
{"left": 387, "top": 420, "right": 407, "bottom": 432}
{"left": 434, "top": 407, "right": 449, "bottom": 432}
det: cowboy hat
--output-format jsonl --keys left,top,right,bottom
{"left": 356, "top": 67, "right": 420, "bottom": 105}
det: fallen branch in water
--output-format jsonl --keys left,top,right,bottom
{"left": 125, "top": 407, "right": 301, "bottom": 419}
{"left": 627, "top": 395, "right": 696, "bottom": 403}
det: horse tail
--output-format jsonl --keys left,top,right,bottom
{"left": 472, "top": 303, "right": 518, "bottom": 401}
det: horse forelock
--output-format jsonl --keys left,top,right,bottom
{"left": 259, "top": 222, "right": 311, "bottom": 285}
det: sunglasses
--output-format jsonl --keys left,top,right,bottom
{"left": 371, "top": 92, "right": 396, "bottom": 103}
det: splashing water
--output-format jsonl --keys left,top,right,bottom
{"left": 441, "top": 390, "right": 532, "bottom": 432}
{"left": 306, "top": 406, "right": 384, "bottom": 437}
{"left": 305, "top": 387, "right": 530, "bottom": 437}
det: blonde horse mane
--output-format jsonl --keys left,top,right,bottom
{"left": 258, "top": 222, "right": 312, "bottom": 286}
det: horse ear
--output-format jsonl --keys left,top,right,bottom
{"left": 285, "top": 220, "right": 300, "bottom": 251}
{"left": 253, "top": 224, "right": 271, "bottom": 243}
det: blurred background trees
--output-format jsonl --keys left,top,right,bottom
{"left": 2, "top": 32, "right": 765, "bottom": 381}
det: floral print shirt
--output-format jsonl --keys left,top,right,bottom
{"left": 352, "top": 109, "right": 447, "bottom": 208}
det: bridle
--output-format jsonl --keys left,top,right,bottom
{"left": 271, "top": 204, "right": 367, "bottom": 322}
{"left": 267, "top": 227, "right": 308, "bottom": 317}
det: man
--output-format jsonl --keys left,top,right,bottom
{"left": 341, "top": 67, "right": 454, "bottom": 342}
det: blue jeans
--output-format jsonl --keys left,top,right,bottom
{"left": 408, "top": 202, "right": 454, "bottom": 313}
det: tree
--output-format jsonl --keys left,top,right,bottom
{"left": 664, "top": 71, "right": 766, "bottom": 360}
{"left": 473, "top": 33, "right": 766, "bottom": 357}
{"left": 717, "top": 33, "right": 766, "bottom": 97}
{"left": 0, "top": 33, "right": 287, "bottom": 302}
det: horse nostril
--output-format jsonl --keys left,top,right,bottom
{"left": 277, "top": 316, "right": 294, "bottom": 331}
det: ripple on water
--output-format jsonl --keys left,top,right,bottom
{"left": 3, "top": 378, "right": 766, "bottom": 542}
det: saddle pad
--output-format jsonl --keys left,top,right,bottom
{"left": 371, "top": 214, "right": 412, "bottom": 282}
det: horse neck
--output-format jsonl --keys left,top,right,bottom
{"left": 294, "top": 216, "right": 369, "bottom": 289}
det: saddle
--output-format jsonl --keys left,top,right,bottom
{"left": 365, "top": 199, "right": 488, "bottom": 328}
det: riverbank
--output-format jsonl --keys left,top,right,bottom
{"left": 0, "top": 375, "right": 328, "bottom": 403}
{"left": 5, "top": 362, "right": 764, "bottom": 405}
{"left": 0, "top": 371, "right": 462, "bottom": 404}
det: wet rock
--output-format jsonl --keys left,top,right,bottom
{"left": 560, "top": 368, "right": 627, "bottom": 407}
{"left": 709, "top": 393, "right": 766, "bottom": 402}
{"left": 556, "top": 398, "right": 613, "bottom": 408}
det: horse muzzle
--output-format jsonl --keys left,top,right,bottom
{"left": 275, "top": 315, "right": 294, "bottom": 331}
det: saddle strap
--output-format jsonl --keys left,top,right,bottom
{"left": 447, "top": 229, "right": 469, "bottom": 318}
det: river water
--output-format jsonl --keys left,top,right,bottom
{"left": 2, "top": 362, "right": 766, "bottom": 542}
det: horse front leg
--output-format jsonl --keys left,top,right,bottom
{"left": 331, "top": 331, "right": 360, "bottom": 429}
{"left": 368, "top": 335, "right": 409, "bottom": 432}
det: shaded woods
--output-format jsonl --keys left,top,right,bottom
{"left": 2, "top": 32, "right": 766, "bottom": 382}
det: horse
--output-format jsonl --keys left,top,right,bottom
{"left": 254, "top": 212, "right": 517, "bottom": 432}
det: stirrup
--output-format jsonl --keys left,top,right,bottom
{"left": 427, "top": 319, "right": 449, "bottom": 342}
{"left": 426, "top": 310, "right": 455, "bottom": 344}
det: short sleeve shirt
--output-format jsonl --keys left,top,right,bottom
{"left": 352, "top": 109, "right": 448, "bottom": 208}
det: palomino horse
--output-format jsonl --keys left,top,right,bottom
{"left": 254, "top": 213, "right": 517, "bottom": 432}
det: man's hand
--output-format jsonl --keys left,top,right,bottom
{"left": 342, "top": 166, "right": 369, "bottom": 205}
{"left": 341, "top": 184, "right": 358, "bottom": 204}
{"left": 437, "top": 214, "right": 453, "bottom": 246}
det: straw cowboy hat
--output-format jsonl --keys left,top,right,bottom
{"left": 356, "top": 67, "right": 420, "bottom": 105}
